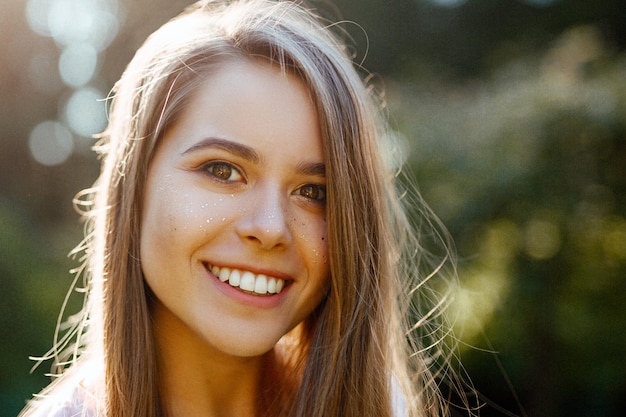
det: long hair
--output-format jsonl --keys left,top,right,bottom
{"left": 21, "top": 1, "right": 462, "bottom": 416}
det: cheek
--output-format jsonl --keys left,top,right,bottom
{"left": 314, "top": 219, "right": 331, "bottom": 294}
{"left": 142, "top": 177, "right": 240, "bottom": 251}
{"left": 313, "top": 232, "right": 329, "bottom": 270}
{"left": 140, "top": 184, "right": 176, "bottom": 269}
{"left": 141, "top": 175, "right": 205, "bottom": 257}
{"left": 295, "top": 214, "right": 329, "bottom": 277}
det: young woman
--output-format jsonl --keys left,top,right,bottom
{"left": 20, "top": 1, "right": 463, "bottom": 416}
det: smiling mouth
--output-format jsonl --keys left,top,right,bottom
{"left": 206, "top": 263, "right": 286, "bottom": 296}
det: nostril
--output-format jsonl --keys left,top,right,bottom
{"left": 239, "top": 222, "right": 291, "bottom": 250}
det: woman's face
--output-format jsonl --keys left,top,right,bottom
{"left": 140, "top": 59, "right": 330, "bottom": 358}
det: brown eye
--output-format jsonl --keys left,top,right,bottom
{"left": 204, "top": 162, "right": 242, "bottom": 182}
{"left": 299, "top": 184, "right": 326, "bottom": 202}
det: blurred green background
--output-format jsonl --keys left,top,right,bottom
{"left": 1, "top": 0, "right": 624, "bottom": 416}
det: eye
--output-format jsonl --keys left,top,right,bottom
{"left": 203, "top": 162, "right": 243, "bottom": 182}
{"left": 298, "top": 184, "right": 326, "bottom": 202}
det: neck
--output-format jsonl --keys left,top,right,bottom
{"left": 152, "top": 302, "right": 278, "bottom": 417}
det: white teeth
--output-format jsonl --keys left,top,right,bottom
{"left": 218, "top": 267, "right": 229, "bottom": 282}
{"left": 208, "top": 264, "right": 285, "bottom": 295}
{"left": 267, "top": 277, "right": 276, "bottom": 294}
{"left": 229, "top": 269, "right": 241, "bottom": 287}
{"left": 240, "top": 271, "right": 255, "bottom": 291}
{"left": 254, "top": 274, "right": 267, "bottom": 294}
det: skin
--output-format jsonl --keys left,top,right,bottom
{"left": 140, "top": 59, "right": 330, "bottom": 417}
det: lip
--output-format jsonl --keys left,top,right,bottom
{"left": 203, "top": 262, "right": 292, "bottom": 308}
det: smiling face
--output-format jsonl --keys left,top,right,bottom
{"left": 140, "top": 59, "right": 330, "bottom": 359}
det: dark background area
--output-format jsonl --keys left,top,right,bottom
{"left": 1, "top": 0, "right": 625, "bottom": 416}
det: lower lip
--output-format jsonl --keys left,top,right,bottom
{"left": 206, "top": 267, "right": 289, "bottom": 309}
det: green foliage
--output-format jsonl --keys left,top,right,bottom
{"left": 0, "top": 200, "right": 82, "bottom": 416}
{"left": 390, "top": 26, "right": 626, "bottom": 416}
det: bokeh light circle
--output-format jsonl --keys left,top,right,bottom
{"left": 58, "top": 43, "right": 98, "bottom": 87}
{"left": 64, "top": 87, "right": 107, "bottom": 137}
{"left": 28, "top": 120, "right": 74, "bottom": 166}
{"left": 25, "top": 0, "right": 120, "bottom": 51}
{"left": 25, "top": 0, "right": 55, "bottom": 37}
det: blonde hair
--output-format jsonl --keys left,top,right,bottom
{"left": 21, "top": 1, "right": 464, "bottom": 416}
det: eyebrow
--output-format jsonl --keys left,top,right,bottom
{"left": 296, "top": 161, "right": 326, "bottom": 178}
{"left": 182, "top": 137, "right": 261, "bottom": 164}
{"left": 182, "top": 136, "right": 325, "bottom": 177}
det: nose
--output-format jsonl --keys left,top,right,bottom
{"left": 236, "top": 188, "right": 292, "bottom": 250}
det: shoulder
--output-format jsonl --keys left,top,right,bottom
{"left": 20, "top": 393, "right": 94, "bottom": 417}
{"left": 19, "top": 364, "right": 103, "bottom": 417}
